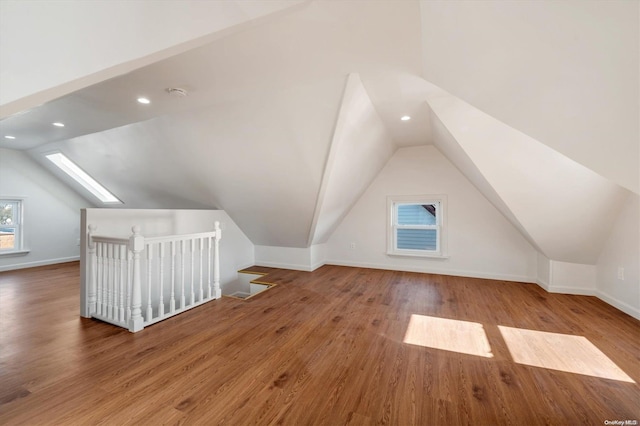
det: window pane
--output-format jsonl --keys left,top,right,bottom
{"left": 397, "top": 229, "right": 437, "bottom": 251}
{"left": 0, "top": 203, "right": 14, "bottom": 226}
{"left": 0, "top": 227, "right": 16, "bottom": 249}
{"left": 397, "top": 204, "right": 436, "bottom": 225}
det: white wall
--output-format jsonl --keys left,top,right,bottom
{"left": 80, "top": 208, "right": 254, "bottom": 315}
{"left": 421, "top": 0, "right": 639, "bottom": 194}
{"left": 596, "top": 194, "right": 640, "bottom": 319}
{"left": 326, "top": 145, "right": 538, "bottom": 282}
{"left": 536, "top": 252, "right": 551, "bottom": 289}
{"left": 548, "top": 261, "right": 597, "bottom": 295}
{"left": 0, "top": 148, "right": 92, "bottom": 271}
{"left": 254, "top": 244, "right": 326, "bottom": 272}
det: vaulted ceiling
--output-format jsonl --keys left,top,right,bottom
{"left": 0, "top": 0, "right": 637, "bottom": 263}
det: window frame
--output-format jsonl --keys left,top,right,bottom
{"left": 386, "top": 195, "right": 448, "bottom": 258}
{"left": 0, "top": 198, "right": 27, "bottom": 255}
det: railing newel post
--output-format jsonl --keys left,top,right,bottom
{"left": 128, "top": 225, "right": 145, "bottom": 332}
{"left": 213, "top": 221, "right": 222, "bottom": 299}
{"left": 87, "top": 224, "right": 97, "bottom": 315}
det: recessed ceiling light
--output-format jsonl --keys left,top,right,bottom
{"left": 4, "top": 135, "right": 16, "bottom": 139}
{"left": 401, "top": 116, "right": 411, "bottom": 121}
{"left": 137, "top": 97, "right": 151, "bottom": 104}
{"left": 52, "top": 122, "right": 65, "bottom": 127}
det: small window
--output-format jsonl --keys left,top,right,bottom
{"left": 0, "top": 199, "right": 23, "bottom": 253}
{"left": 387, "top": 195, "right": 447, "bottom": 257}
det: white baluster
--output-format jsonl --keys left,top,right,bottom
{"left": 87, "top": 225, "right": 97, "bottom": 315}
{"left": 103, "top": 243, "right": 109, "bottom": 318}
{"left": 146, "top": 243, "right": 153, "bottom": 322}
{"left": 96, "top": 242, "right": 103, "bottom": 316}
{"left": 170, "top": 241, "right": 176, "bottom": 313}
{"left": 103, "top": 243, "right": 109, "bottom": 316}
{"left": 128, "top": 226, "right": 144, "bottom": 332}
{"left": 207, "top": 236, "right": 212, "bottom": 299}
{"left": 114, "top": 243, "right": 120, "bottom": 321}
{"left": 190, "top": 238, "right": 195, "bottom": 305}
{"left": 213, "top": 221, "right": 222, "bottom": 299}
{"left": 199, "top": 238, "right": 204, "bottom": 302}
{"left": 119, "top": 244, "right": 126, "bottom": 323}
{"left": 158, "top": 242, "right": 165, "bottom": 318}
{"left": 180, "top": 239, "right": 185, "bottom": 309}
{"left": 126, "top": 250, "right": 132, "bottom": 322}
{"left": 107, "top": 243, "right": 113, "bottom": 319}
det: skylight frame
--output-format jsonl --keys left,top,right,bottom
{"left": 45, "top": 152, "right": 122, "bottom": 204}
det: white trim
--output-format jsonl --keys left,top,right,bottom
{"left": 595, "top": 290, "right": 640, "bottom": 320}
{"left": 534, "top": 280, "right": 639, "bottom": 320}
{"left": 543, "top": 286, "right": 595, "bottom": 296}
{"left": 237, "top": 263, "right": 257, "bottom": 273}
{"left": 386, "top": 252, "right": 450, "bottom": 259}
{"left": 0, "top": 256, "right": 80, "bottom": 272}
{"left": 310, "top": 261, "right": 325, "bottom": 272}
{"left": 535, "top": 278, "right": 550, "bottom": 291}
{"left": 255, "top": 260, "right": 315, "bottom": 272}
{"left": 0, "top": 197, "right": 25, "bottom": 254}
{"left": 325, "top": 259, "right": 534, "bottom": 283}
{"left": 387, "top": 195, "right": 448, "bottom": 257}
{"left": 0, "top": 249, "right": 30, "bottom": 257}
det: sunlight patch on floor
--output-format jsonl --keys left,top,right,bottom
{"left": 498, "top": 326, "right": 635, "bottom": 383}
{"left": 403, "top": 314, "right": 493, "bottom": 358}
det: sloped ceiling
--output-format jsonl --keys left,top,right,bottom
{"left": 13, "top": 0, "right": 430, "bottom": 248}
{"left": 428, "top": 94, "right": 629, "bottom": 264}
{"left": 308, "top": 73, "right": 396, "bottom": 246}
{"left": 0, "top": 0, "right": 636, "bottom": 263}
{"left": 420, "top": 0, "right": 639, "bottom": 194}
{"left": 0, "top": 0, "right": 309, "bottom": 117}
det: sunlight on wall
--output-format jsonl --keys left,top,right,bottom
{"left": 403, "top": 314, "right": 493, "bottom": 358}
{"left": 498, "top": 326, "right": 635, "bottom": 383}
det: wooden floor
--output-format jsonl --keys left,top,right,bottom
{"left": 1, "top": 262, "right": 639, "bottom": 425}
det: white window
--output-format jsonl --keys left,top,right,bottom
{"left": 387, "top": 195, "right": 447, "bottom": 258}
{"left": 0, "top": 199, "right": 25, "bottom": 254}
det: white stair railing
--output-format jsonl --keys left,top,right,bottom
{"left": 87, "top": 222, "right": 222, "bottom": 332}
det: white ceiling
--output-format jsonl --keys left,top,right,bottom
{"left": 421, "top": 0, "right": 639, "bottom": 194}
{"left": 1, "top": 0, "right": 636, "bottom": 262}
{"left": 0, "top": 0, "right": 308, "bottom": 116}
{"left": 0, "top": 0, "right": 432, "bottom": 151}
{"left": 15, "top": 0, "right": 433, "bottom": 248}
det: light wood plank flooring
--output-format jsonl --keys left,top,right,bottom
{"left": 1, "top": 262, "right": 638, "bottom": 425}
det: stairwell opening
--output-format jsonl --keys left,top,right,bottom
{"left": 224, "top": 270, "right": 276, "bottom": 300}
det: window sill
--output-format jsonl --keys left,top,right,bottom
{"left": 387, "top": 251, "right": 449, "bottom": 259}
{"left": 0, "top": 249, "right": 30, "bottom": 257}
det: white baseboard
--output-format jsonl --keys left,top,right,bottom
{"left": 325, "top": 259, "right": 535, "bottom": 283}
{"left": 543, "top": 285, "right": 595, "bottom": 296}
{"left": 595, "top": 291, "right": 640, "bottom": 320}
{"left": 310, "top": 261, "right": 325, "bottom": 272}
{"left": 255, "top": 261, "right": 314, "bottom": 272}
{"left": 0, "top": 256, "right": 80, "bottom": 272}
{"left": 535, "top": 280, "right": 639, "bottom": 320}
{"left": 237, "top": 263, "right": 258, "bottom": 272}
{"left": 535, "top": 278, "right": 550, "bottom": 291}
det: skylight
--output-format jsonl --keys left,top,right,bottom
{"left": 46, "top": 153, "right": 122, "bottom": 204}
